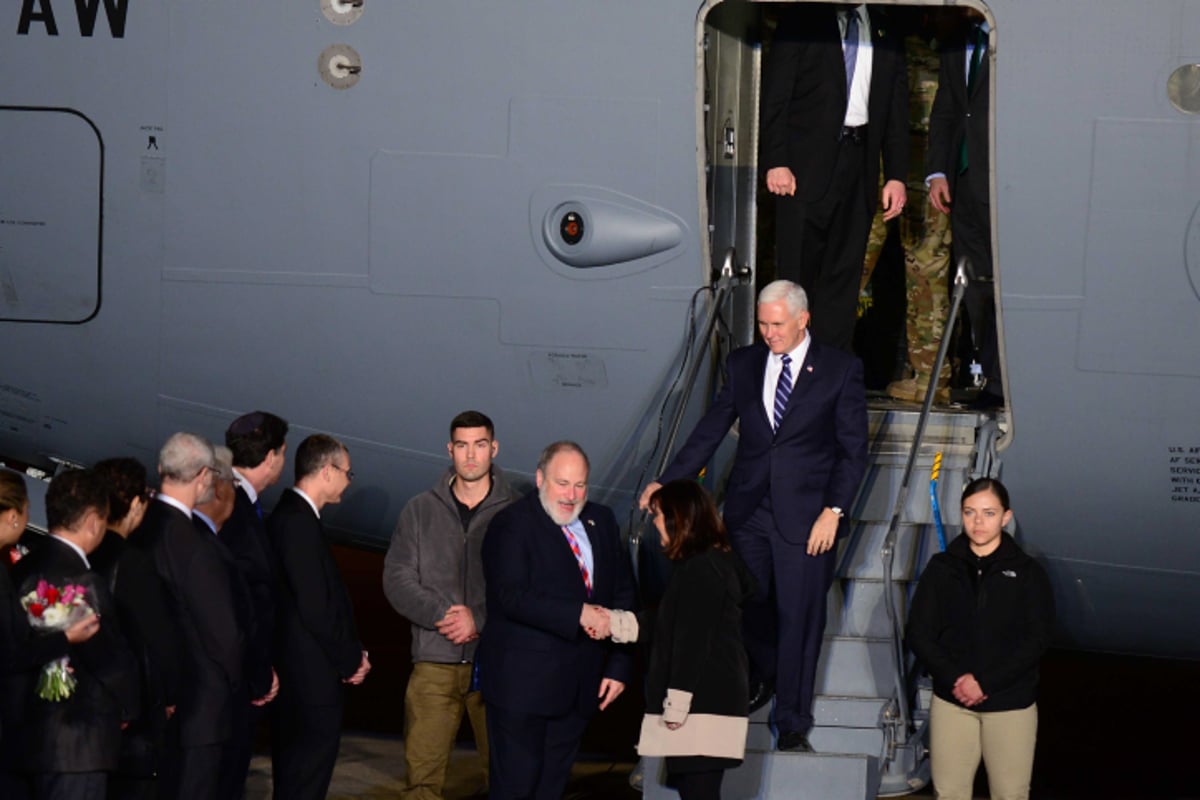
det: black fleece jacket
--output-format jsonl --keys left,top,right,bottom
{"left": 906, "top": 532, "right": 1055, "bottom": 712}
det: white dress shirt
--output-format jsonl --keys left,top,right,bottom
{"left": 762, "top": 334, "right": 813, "bottom": 425}
{"left": 841, "top": 5, "right": 872, "bottom": 127}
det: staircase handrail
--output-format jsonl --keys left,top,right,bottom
{"left": 879, "top": 257, "right": 969, "bottom": 744}
{"left": 629, "top": 249, "right": 747, "bottom": 561}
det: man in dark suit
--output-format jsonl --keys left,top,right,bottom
{"left": 191, "top": 446, "right": 267, "bottom": 799}
{"left": 927, "top": 10, "right": 1002, "bottom": 407}
{"left": 479, "top": 441, "right": 635, "bottom": 800}
{"left": 268, "top": 434, "right": 370, "bottom": 800}
{"left": 640, "top": 280, "right": 868, "bottom": 753}
{"left": 130, "top": 433, "right": 245, "bottom": 800}
{"left": 91, "top": 457, "right": 182, "bottom": 800}
{"left": 12, "top": 468, "right": 138, "bottom": 800}
{"left": 760, "top": 3, "right": 909, "bottom": 351}
{"left": 220, "top": 412, "right": 287, "bottom": 798}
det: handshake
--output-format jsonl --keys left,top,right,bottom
{"left": 580, "top": 604, "right": 638, "bottom": 643}
{"left": 580, "top": 603, "right": 612, "bottom": 639}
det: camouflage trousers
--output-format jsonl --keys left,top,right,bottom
{"left": 861, "top": 193, "right": 952, "bottom": 389}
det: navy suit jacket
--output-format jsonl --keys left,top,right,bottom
{"left": 479, "top": 493, "right": 635, "bottom": 718}
{"left": 130, "top": 500, "right": 244, "bottom": 746}
{"left": 218, "top": 487, "right": 277, "bottom": 698}
{"left": 660, "top": 339, "right": 868, "bottom": 543}
{"left": 268, "top": 489, "right": 363, "bottom": 708}
{"left": 759, "top": 4, "right": 909, "bottom": 209}
{"left": 926, "top": 29, "right": 990, "bottom": 205}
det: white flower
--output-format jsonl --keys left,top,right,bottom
{"left": 42, "top": 605, "right": 68, "bottom": 628}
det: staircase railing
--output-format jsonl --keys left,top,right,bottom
{"left": 878, "top": 258, "right": 969, "bottom": 748}
{"left": 629, "top": 249, "right": 748, "bottom": 565}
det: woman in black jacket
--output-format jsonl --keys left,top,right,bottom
{"left": 906, "top": 477, "right": 1055, "bottom": 800}
{"left": 608, "top": 480, "right": 755, "bottom": 800}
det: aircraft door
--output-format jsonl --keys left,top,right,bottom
{"left": 702, "top": 2, "right": 761, "bottom": 345}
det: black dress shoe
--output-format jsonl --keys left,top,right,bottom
{"left": 748, "top": 678, "right": 775, "bottom": 713}
{"left": 777, "top": 730, "right": 814, "bottom": 752}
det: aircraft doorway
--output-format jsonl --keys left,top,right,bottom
{"left": 700, "top": 1, "right": 1005, "bottom": 411}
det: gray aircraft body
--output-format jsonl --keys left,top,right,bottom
{"left": 2, "top": 0, "right": 1199, "bottom": 666}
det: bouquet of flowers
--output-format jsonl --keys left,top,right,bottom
{"left": 20, "top": 579, "right": 93, "bottom": 701}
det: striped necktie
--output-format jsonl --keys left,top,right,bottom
{"left": 774, "top": 354, "right": 793, "bottom": 430}
{"left": 561, "top": 526, "right": 592, "bottom": 595}
{"left": 842, "top": 9, "right": 860, "bottom": 99}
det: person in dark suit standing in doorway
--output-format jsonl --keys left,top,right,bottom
{"left": 760, "top": 3, "right": 909, "bottom": 351}
{"left": 268, "top": 434, "right": 370, "bottom": 800}
{"left": 130, "top": 432, "right": 245, "bottom": 800}
{"left": 12, "top": 468, "right": 138, "bottom": 800}
{"left": 478, "top": 441, "right": 635, "bottom": 800}
{"left": 640, "top": 279, "right": 868, "bottom": 753}
{"left": 926, "top": 9, "right": 1003, "bottom": 408}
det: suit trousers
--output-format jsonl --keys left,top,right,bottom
{"left": 401, "top": 662, "right": 488, "bottom": 799}
{"left": 734, "top": 501, "right": 836, "bottom": 734}
{"left": 270, "top": 696, "right": 344, "bottom": 800}
{"left": 484, "top": 702, "right": 590, "bottom": 800}
{"left": 930, "top": 696, "right": 1037, "bottom": 800}
{"left": 165, "top": 743, "right": 222, "bottom": 800}
{"left": 33, "top": 772, "right": 107, "bottom": 800}
{"left": 948, "top": 171, "right": 1000, "bottom": 392}
{"left": 217, "top": 695, "right": 260, "bottom": 800}
{"left": 0, "top": 769, "right": 33, "bottom": 800}
{"left": 775, "top": 136, "right": 871, "bottom": 352}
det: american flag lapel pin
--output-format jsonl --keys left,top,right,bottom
{"left": 806, "top": 365, "right": 814, "bottom": 373}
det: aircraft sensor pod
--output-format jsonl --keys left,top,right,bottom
{"left": 318, "top": 44, "right": 363, "bottom": 90}
{"left": 321, "top": 0, "right": 365, "bottom": 26}
{"left": 540, "top": 197, "right": 685, "bottom": 269}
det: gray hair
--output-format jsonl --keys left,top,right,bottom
{"left": 211, "top": 445, "right": 235, "bottom": 481}
{"left": 158, "top": 432, "right": 215, "bottom": 483}
{"left": 536, "top": 440, "right": 590, "bottom": 475}
{"left": 757, "top": 279, "right": 809, "bottom": 316}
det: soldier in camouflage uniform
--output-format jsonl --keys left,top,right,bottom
{"left": 859, "top": 29, "right": 952, "bottom": 403}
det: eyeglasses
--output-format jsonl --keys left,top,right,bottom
{"left": 328, "top": 463, "right": 355, "bottom": 481}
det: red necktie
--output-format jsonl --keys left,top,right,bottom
{"left": 561, "top": 526, "right": 592, "bottom": 596}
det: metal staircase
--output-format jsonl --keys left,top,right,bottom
{"left": 643, "top": 405, "right": 986, "bottom": 799}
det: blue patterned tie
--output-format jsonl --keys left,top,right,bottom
{"left": 843, "top": 9, "right": 859, "bottom": 99}
{"left": 773, "top": 354, "right": 793, "bottom": 430}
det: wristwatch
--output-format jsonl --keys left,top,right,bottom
{"left": 830, "top": 506, "right": 845, "bottom": 518}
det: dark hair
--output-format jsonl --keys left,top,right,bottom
{"left": 450, "top": 410, "right": 495, "bottom": 440}
{"left": 45, "top": 469, "right": 109, "bottom": 533}
{"left": 294, "top": 434, "right": 346, "bottom": 482}
{"left": 650, "top": 480, "right": 730, "bottom": 561}
{"left": 93, "top": 458, "right": 149, "bottom": 525}
{"left": 0, "top": 471, "right": 29, "bottom": 514}
{"left": 536, "top": 441, "right": 589, "bottom": 474}
{"left": 226, "top": 411, "right": 289, "bottom": 469}
{"left": 961, "top": 477, "right": 1010, "bottom": 511}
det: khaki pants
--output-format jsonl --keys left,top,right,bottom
{"left": 401, "top": 662, "right": 488, "bottom": 800}
{"left": 930, "top": 695, "right": 1037, "bottom": 800}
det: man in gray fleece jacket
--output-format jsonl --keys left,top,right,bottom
{"left": 383, "top": 410, "right": 518, "bottom": 799}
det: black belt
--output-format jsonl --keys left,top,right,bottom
{"left": 839, "top": 124, "right": 867, "bottom": 144}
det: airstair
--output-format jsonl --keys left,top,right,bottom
{"left": 643, "top": 405, "right": 993, "bottom": 799}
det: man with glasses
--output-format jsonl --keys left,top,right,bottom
{"left": 131, "top": 432, "right": 246, "bottom": 800}
{"left": 267, "top": 434, "right": 370, "bottom": 800}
